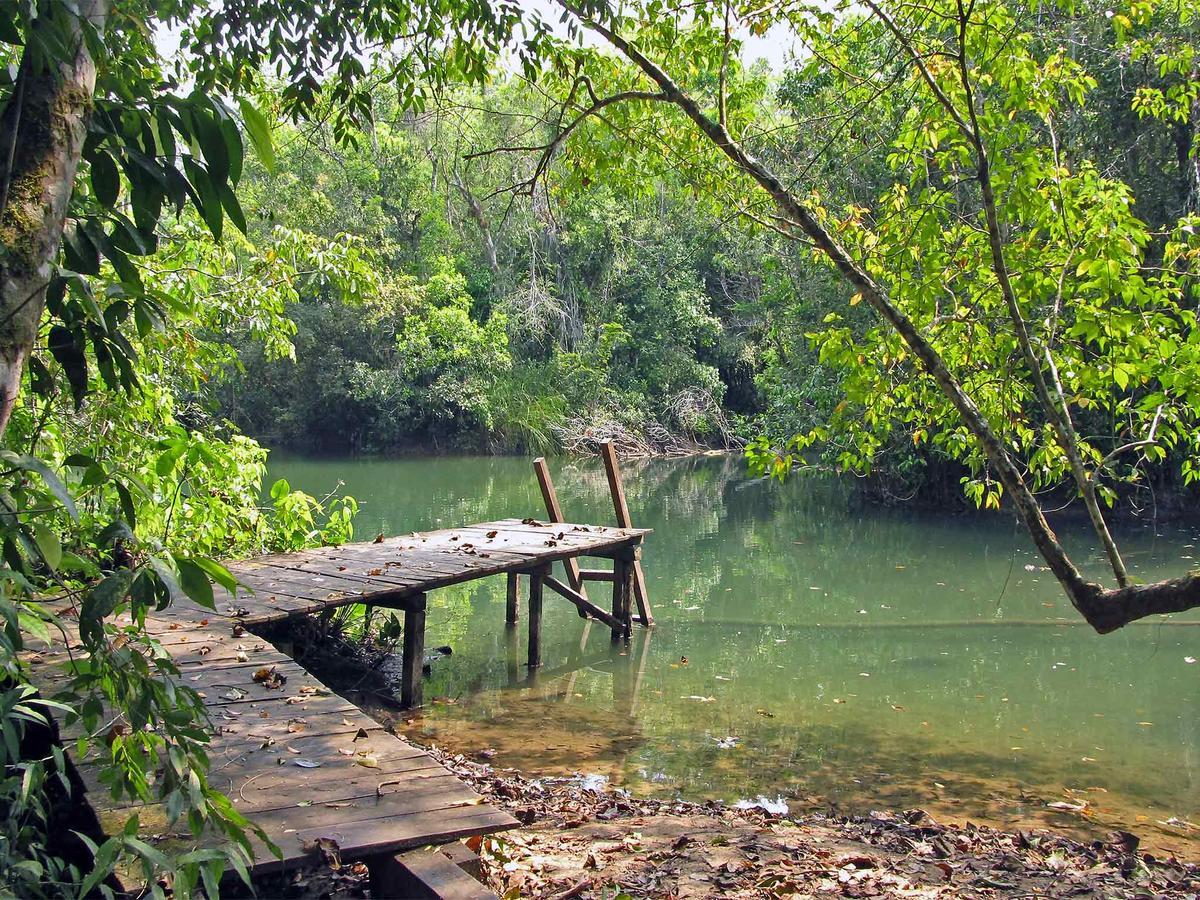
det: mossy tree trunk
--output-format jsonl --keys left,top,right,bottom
{"left": 0, "top": 1, "right": 107, "bottom": 438}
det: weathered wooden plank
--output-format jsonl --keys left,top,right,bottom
{"left": 231, "top": 568, "right": 365, "bottom": 607}
{"left": 369, "top": 845, "right": 498, "bottom": 899}
{"left": 75, "top": 742, "right": 443, "bottom": 815}
{"left": 252, "top": 807, "right": 517, "bottom": 875}
{"left": 239, "top": 561, "right": 406, "bottom": 597}
{"left": 578, "top": 568, "right": 616, "bottom": 582}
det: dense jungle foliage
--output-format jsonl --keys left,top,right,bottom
{"left": 0, "top": 0, "right": 1197, "bottom": 893}
{"left": 204, "top": 3, "right": 1198, "bottom": 502}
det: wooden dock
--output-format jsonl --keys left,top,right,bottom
{"left": 28, "top": 515, "right": 649, "bottom": 894}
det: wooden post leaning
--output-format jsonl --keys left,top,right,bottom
{"left": 400, "top": 593, "right": 427, "bottom": 708}
{"left": 533, "top": 457, "right": 588, "bottom": 602}
{"left": 599, "top": 441, "right": 654, "bottom": 626}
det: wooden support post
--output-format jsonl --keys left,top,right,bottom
{"left": 400, "top": 593, "right": 427, "bottom": 709}
{"left": 527, "top": 565, "right": 549, "bottom": 669}
{"left": 504, "top": 622, "right": 521, "bottom": 686}
{"left": 505, "top": 572, "right": 521, "bottom": 625}
{"left": 599, "top": 442, "right": 654, "bottom": 626}
{"left": 533, "top": 457, "right": 588, "bottom": 597}
{"left": 610, "top": 551, "right": 633, "bottom": 642}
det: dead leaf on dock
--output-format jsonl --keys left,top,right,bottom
{"left": 253, "top": 666, "right": 287, "bottom": 689}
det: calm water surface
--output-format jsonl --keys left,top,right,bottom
{"left": 269, "top": 453, "right": 1200, "bottom": 856}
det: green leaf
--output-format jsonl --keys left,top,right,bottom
{"left": 173, "top": 556, "right": 215, "bottom": 610}
{"left": 269, "top": 478, "right": 290, "bottom": 501}
{"left": 192, "top": 107, "right": 230, "bottom": 187}
{"left": 91, "top": 151, "right": 120, "bottom": 207}
{"left": 182, "top": 157, "right": 223, "bottom": 240}
{"left": 239, "top": 98, "right": 275, "bottom": 172}
{"left": 0, "top": 451, "right": 77, "bottom": 519}
{"left": 124, "top": 836, "right": 172, "bottom": 872}
{"left": 31, "top": 524, "right": 61, "bottom": 571}
{"left": 62, "top": 223, "right": 100, "bottom": 276}
{"left": 48, "top": 326, "right": 87, "bottom": 409}
{"left": 219, "top": 180, "right": 247, "bottom": 235}
{"left": 191, "top": 557, "right": 238, "bottom": 596}
{"left": 79, "top": 571, "right": 134, "bottom": 644}
{"left": 147, "top": 555, "right": 184, "bottom": 605}
{"left": 220, "top": 112, "right": 244, "bottom": 185}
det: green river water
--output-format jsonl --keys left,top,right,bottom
{"left": 269, "top": 453, "right": 1200, "bottom": 856}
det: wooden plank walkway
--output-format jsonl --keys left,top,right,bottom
{"left": 26, "top": 517, "right": 648, "bottom": 893}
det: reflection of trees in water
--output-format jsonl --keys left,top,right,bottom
{"left": 279, "top": 455, "right": 1200, "bottom": 855}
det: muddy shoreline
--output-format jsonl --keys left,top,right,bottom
{"left": 251, "top": 618, "right": 1200, "bottom": 897}
{"left": 251, "top": 741, "right": 1198, "bottom": 898}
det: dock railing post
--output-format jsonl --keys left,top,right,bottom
{"left": 600, "top": 441, "right": 653, "bottom": 626}
{"left": 533, "top": 457, "right": 589, "bottom": 599}
{"left": 400, "top": 593, "right": 427, "bottom": 709}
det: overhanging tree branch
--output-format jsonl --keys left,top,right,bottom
{"left": 553, "top": 0, "right": 1200, "bottom": 632}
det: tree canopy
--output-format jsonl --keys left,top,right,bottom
{"left": 0, "top": 0, "right": 1197, "bottom": 892}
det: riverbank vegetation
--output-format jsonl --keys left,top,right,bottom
{"left": 0, "top": 0, "right": 1198, "bottom": 893}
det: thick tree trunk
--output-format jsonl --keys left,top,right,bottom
{"left": 0, "top": 1, "right": 106, "bottom": 439}
{"left": 563, "top": 1, "right": 1200, "bottom": 633}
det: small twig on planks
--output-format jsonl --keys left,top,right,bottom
{"left": 376, "top": 778, "right": 404, "bottom": 797}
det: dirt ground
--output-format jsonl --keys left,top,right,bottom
{"left": 258, "top": 744, "right": 1198, "bottom": 899}
{"left": 438, "top": 748, "right": 1198, "bottom": 899}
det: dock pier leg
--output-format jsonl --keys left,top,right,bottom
{"left": 401, "top": 593, "right": 427, "bottom": 708}
{"left": 527, "top": 565, "right": 548, "bottom": 669}
{"left": 506, "top": 572, "right": 521, "bottom": 625}
{"left": 611, "top": 549, "right": 635, "bottom": 642}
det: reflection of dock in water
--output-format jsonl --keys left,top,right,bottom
{"left": 505, "top": 620, "right": 654, "bottom": 720}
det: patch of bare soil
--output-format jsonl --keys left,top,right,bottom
{"left": 426, "top": 747, "right": 1198, "bottom": 899}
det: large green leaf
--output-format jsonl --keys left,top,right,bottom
{"left": 173, "top": 555, "right": 215, "bottom": 610}
{"left": 90, "top": 150, "right": 120, "bottom": 207}
{"left": 238, "top": 98, "right": 275, "bottom": 172}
